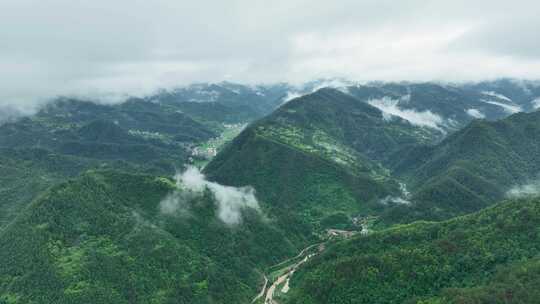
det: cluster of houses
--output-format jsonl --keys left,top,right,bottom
{"left": 191, "top": 146, "right": 217, "bottom": 159}
{"left": 187, "top": 123, "right": 246, "bottom": 164}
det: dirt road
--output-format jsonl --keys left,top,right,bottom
{"left": 264, "top": 253, "right": 315, "bottom": 303}
{"left": 251, "top": 274, "right": 268, "bottom": 303}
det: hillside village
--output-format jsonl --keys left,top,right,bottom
{"left": 189, "top": 123, "right": 246, "bottom": 165}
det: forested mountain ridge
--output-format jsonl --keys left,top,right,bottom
{"left": 0, "top": 98, "right": 214, "bottom": 229}
{"left": 0, "top": 170, "right": 295, "bottom": 303}
{"left": 147, "top": 82, "right": 290, "bottom": 121}
{"left": 0, "top": 86, "right": 283, "bottom": 231}
{"left": 383, "top": 110, "right": 540, "bottom": 223}
{"left": 346, "top": 79, "right": 540, "bottom": 132}
{"left": 286, "top": 196, "right": 540, "bottom": 304}
{"left": 204, "top": 85, "right": 540, "bottom": 235}
{"left": 1, "top": 79, "right": 540, "bottom": 303}
{"left": 204, "top": 88, "right": 442, "bottom": 242}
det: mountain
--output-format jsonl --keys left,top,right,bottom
{"left": 0, "top": 98, "right": 215, "bottom": 155}
{"left": 345, "top": 81, "right": 534, "bottom": 133}
{"left": 2, "top": 79, "right": 540, "bottom": 304}
{"left": 0, "top": 98, "right": 220, "bottom": 229}
{"left": 462, "top": 78, "right": 540, "bottom": 111}
{"left": 204, "top": 88, "right": 442, "bottom": 242}
{"left": 0, "top": 84, "right": 324, "bottom": 302}
{"left": 0, "top": 148, "right": 102, "bottom": 228}
{"left": 204, "top": 84, "right": 540, "bottom": 236}
{"left": 286, "top": 196, "right": 540, "bottom": 304}
{"left": 433, "top": 257, "right": 540, "bottom": 303}
{"left": 0, "top": 81, "right": 290, "bottom": 231}
{"left": 0, "top": 170, "right": 294, "bottom": 304}
{"left": 383, "top": 110, "right": 540, "bottom": 223}
{"left": 148, "top": 82, "right": 290, "bottom": 122}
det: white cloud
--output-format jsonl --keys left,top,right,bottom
{"left": 2, "top": 0, "right": 540, "bottom": 112}
{"left": 507, "top": 179, "right": 540, "bottom": 198}
{"left": 160, "top": 166, "right": 260, "bottom": 225}
{"left": 481, "top": 91, "right": 512, "bottom": 102}
{"left": 281, "top": 78, "right": 353, "bottom": 104}
{"left": 308, "top": 79, "right": 354, "bottom": 94}
{"left": 368, "top": 96, "right": 445, "bottom": 131}
{"left": 379, "top": 196, "right": 411, "bottom": 206}
{"left": 482, "top": 100, "right": 522, "bottom": 114}
{"left": 282, "top": 91, "right": 303, "bottom": 103}
{"left": 466, "top": 108, "right": 486, "bottom": 119}
{"left": 532, "top": 98, "right": 540, "bottom": 109}
{"left": 159, "top": 192, "right": 192, "bottom": 217}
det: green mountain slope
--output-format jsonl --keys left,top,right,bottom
{"left": 286, "top": 196, "right": 540, "bottom": 304}
{"left": 205, "top": 126, "right": 391, "bottom": 244}
{"left": 431, "top": 257, "right": 540, "bottom": 303}
{"left": 204, "top": 88, "right": 440, "bottom": 241}
{"left": 0, "top": 170, "right": 294, "bottom": 304}
{"left": 2, "top": 80, "right": 539, "bottom": 304}
{"left": 387, "top": 111, "right": 540, "bottom": 223}
{"left": 0, "top": 148, "right": 104, "bottom": 227}
{"left": 0, "top": 97, "right": 225, "bottom": 230}
{"left": 262, "top": 88, "right": 440, "bottom": 163}
{"left": 0, "top": 98, "right": 216, "bottom": 171}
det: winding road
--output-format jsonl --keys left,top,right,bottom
{"left": 251, "top": 244, "right": 322, "bottom": 304}
{"left": 264, "top": 254, "right": 314, "bottom": 304}
{"left": 252, "top": 229, "right": 362, "bottom": 303}
{"left": 251, "top": 274, "right": 269, "bottom": 303}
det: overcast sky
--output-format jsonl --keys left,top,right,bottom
{"left": 1, "top": 0, "right": 540, "bottom": 111}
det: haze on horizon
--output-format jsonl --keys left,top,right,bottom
{"left": 1, "top": 0, "right": 540, "bottom": 111}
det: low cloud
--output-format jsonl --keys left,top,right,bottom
{"left": 368, "top": 96, "right": 445, "bottom": 131}
{"left": 466, "top": 108, "right": 486, "bottom": 119}
{"left": 532, "top": 98, "right": 540, "bottom": 110}
{"left": 506, "top": 179, "right": 540, "bottom": 199}
{"left": 159, "top": 190, "right": 193, "bottom": 217}
{"left": 482, "top": 100, "right": 522, "bottom": 114}
{"left": 160, "top": 166, "right": 260, "bottom": 225}
{"left": 481, "top": 91, "right": 512, "bottom": 102}
{"left": 308, "top": 79, "right": 354, "bottom": 94}
{"left": 0, "top": 105, "right": 27, "bottom": 124}
{"left": 378, "top": 182, "right": 413, "bottom": 206}
{"left": 4, "top": 0, "right": 540, "bottom": 112}
{"left": 281, "top": 78, "right": 353, "bottom": 104}
{"left": 282, "top": 91, "right": 303, "bottom": 104}
{"left": 378, "top": 196, "right": 411, "bottom": 206}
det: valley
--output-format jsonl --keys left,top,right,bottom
{"left": 1, "top": 80, "right": 540, "bottom": 303}
{"left": 3, "top": 1, "right": 540, "bottom": 303}
{"left": 189, "top": 123, "right": 247, "bottom": 169}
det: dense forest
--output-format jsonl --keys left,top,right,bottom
{"left": 0, "top": 170, "right": 295, "bottom": 303}
{"left": 286, "top": 197, "right": 540, "bottom": 303}
{"left": 1, "top": 80, "right": 540, "bottom": 303}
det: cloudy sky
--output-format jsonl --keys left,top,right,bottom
{"left": 1, "top": 0, "right": 540, "bottom": 110}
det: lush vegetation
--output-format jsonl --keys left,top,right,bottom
{"left": 205, "top": 88, "right": 442, "bottom": 240}
{"left": 286, "top": 197, "right": 540, "bottom": 304}
{"left": 263, "top": 88, "right": 440, "bottom": 163}
{"left": 0, "top": 170, "right": 295, "bottom": 304}
{"left": 0, "top": 148, "right": 108, "bottom": 227}
{"left": 2, "top": 80, "right": 540, "bottom": 303}
{"left": 430, "top": 257, "right": 540, "bottom": 303}
{"left": 385, "top": 111, "right": 540, "bottom": 224}
{"left": 206, "top": 126, "right": 395, "bottom": 244}
{"left": 0, "top": 92, "right": 275, "bottom": 230}
{"left": 206, "top": 88, "right": 540, "bottom": 244}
